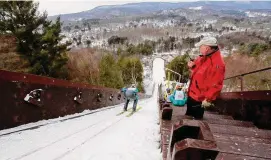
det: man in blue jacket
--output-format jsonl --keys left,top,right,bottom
{"left": 121, "top": 84, "right": 139, "bottom": 112}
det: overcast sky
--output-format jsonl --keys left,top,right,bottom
{"left": 37, "top": 0, "right": 184, "bottom": 16}
{"left": 37, "top": 0, "right": 256, "bottom": 16}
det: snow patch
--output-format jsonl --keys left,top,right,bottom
{"left": 245, "top": 11, "right": 271, "bottom": 17}
{"left": 189, "top": 6, "right": 203, "bottom": 10}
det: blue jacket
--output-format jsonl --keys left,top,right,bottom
{"left": 121, "top": 87, "right": 139, "bottom": 100}
{"left": 170, "top": 90, "right": 187, "bottom": 106}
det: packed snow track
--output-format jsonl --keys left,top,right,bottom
{"left": 0, "top": 58, "right": 166, "bottom": 160}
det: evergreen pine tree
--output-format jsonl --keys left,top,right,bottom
{"left": 99, "top": 54, "right": 124, "bottom": 88}
{"left": 0, "top": 1, "right": 47, "bottom": 58}
{"left": 0, "top": 1, "right": 71, "bottom": 78}
{"left": 36, "top": 17, "right": 71, "bottom": 78}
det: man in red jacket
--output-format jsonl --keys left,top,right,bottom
{"left": 186, "top": 37, "right": 225, "bottom": 119}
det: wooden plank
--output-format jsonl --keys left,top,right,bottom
{"left": 216, "top": 153, "right": 268, "bottom": 160}
{"left": 203, "top": 119, "right": 255, "bottom": 128}
{"left": 162, "top": 144, "right": 169, "bottom": 160}
{"left": 168, "top": 115, "right": 248, "bottom": 138}
{"left": 216, "top": 140, "right": 271, "bottom": 159}
{"left": 181, "top": 107, "right": 251, "bottom": 127}
{"left": 210, "top": 124, "right": 271, "bottom": 139}
{"left": 162, "top": 133, "right": 171, "bottom": 145}
{"left": 214, "top": 133, "right": 271, "bottom": 145}
{"left": 171, "top": 107, "right": 234, "bottom": 120}
{"left": 159, "top": 102, "right": 271, "bottom": 160}
{"left": 203, "top": 113, "right": 234, "bottom": 120}
{"left": 160, "top": 120, "right": 172, "bottom": 131}
{"left": 172, "top": 115, "right": 194, "bottom": 123}
{"left": 171, "top": 115, "right": 236, "bottom": 124}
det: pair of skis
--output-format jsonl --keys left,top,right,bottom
{"left": 116, "top": 106, "right": 142, "bottom": 117}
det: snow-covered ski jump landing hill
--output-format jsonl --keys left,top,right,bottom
{"left": 0, "top": 58, "right": 166, "bottom": 160}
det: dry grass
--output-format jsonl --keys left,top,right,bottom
{"left": 0, "top": 52, "right": 30, "bottom": 72}
{"left": 0, "top": 35, "right": 30, "bottom": 72}
{"left": 223, "top": 52, "right": 271, "bottom": 91}
{"left": 67, "top": 48, "right": 103, "bottom": 85}
{"left": 0, "top": 35, "right": 16, "bottom": 53}
{"left": 0, "top": 34, "right": 104, "bottom": 84}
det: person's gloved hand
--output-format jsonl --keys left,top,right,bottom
{"left": 187, "top": 60, "right": 195, "bottom": 68}
{"left": 201, "top": 99, "right": 213, "bottom": 108}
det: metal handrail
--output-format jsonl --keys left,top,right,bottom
{"left": 225, "top": 66, "right": 271, "bottom": 80}
{"left": 165, "top": 68, "right": 181, "bottom": 82}
{"left": 224, "top": 66, "right": 271, "bottom": 91}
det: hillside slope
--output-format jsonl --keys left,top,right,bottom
{"left": 49, "top": 1, "right": 271, "bottom": 21}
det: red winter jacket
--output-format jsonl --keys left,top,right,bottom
{"left": 188, "top": 50, "right": 225, "bottom": 102}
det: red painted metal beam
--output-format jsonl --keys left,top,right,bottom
{"left": 0, "top": 69, "right": 116, "bottom": 91}
{"left": 0, "top": 70, "right": 148, "bottom": 130}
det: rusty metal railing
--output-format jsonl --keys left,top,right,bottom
{"left": 0, "top": 69, "right": 150, "bottom": 130}
{"left": 217, "top": 67, "right": 271, "bottom": 129}
{"left": 224, "top": 66, "right": 271, "bottom": 91}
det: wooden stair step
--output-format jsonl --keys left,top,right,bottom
{"left": 203, "top": 119, "right": 255, "bottom": 128}
{"left": 210, "top": 124, "right": 271, "bottom": 139}
{"left": 216, "top": 152, "right": 267, "bottom": 160}
{"left": 214, "top": 133, "right": 271, "bottom": 145}
{"left": 216, "top": 139, "right": 271, "bottom": 159}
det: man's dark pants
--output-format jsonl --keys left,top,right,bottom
{"left": 185, "top": 96, "right": 204, "bottom": 119}
{"left": 124, "top": 99, "right": 138, "bottom": 111}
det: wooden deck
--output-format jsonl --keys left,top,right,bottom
{"left": 159, "top": 103, "right": 271, "bottom": 160}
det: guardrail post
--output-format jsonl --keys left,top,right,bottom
{"left": 239, "top": 76, "right": 243, "bottom": 91}
{"left": 225, "top": 67, "right": 271, "bottom": 91}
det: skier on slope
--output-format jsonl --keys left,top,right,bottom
{"left": 121, "top": 84, "right": 139, "bottom": 112}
